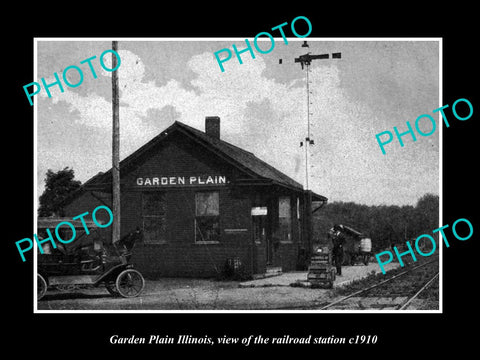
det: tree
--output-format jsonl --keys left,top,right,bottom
{"left": 414, "top": 193, "right": 440, "bottom": 235}
{"left": 312, "top": 193, "right": 440, "bottom": 252}
{"left": 38, "top": 167, "right": 81, "bottom": 217}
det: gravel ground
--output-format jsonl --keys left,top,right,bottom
{"left": 37, "top": 277, "right": 339, "bottom": 311}
{"left": 37, "top": 262, "right": 434, "bottom": 311}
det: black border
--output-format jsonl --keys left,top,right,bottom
{"left": 7, "top": 7, "right": 478, "bottom": 355}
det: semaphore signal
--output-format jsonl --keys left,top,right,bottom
{"left": 280, "top": 41, "right": 341, "bottom": 190}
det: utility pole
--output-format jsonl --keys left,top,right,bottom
{"left": 112, "top": 40, "right": 120, "bottom": 245}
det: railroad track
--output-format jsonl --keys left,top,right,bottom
{"left": 274, "top": 257, "right": 439, "bottom": 311}
{"left": 319, "top": 259, "right": 439, "bottom": 310}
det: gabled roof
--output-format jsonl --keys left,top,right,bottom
{"left": 175, "top": 121, "right": 304, "bottom": 190}
{"left": 78, "top": 121, "right": 327, "bottom": 201}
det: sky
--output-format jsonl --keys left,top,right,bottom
{"left": 35, "top": 38, "right": 440, "bottom": 207}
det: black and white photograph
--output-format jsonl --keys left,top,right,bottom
{"left": 32, "top": 37, "right": 441, "bottom": 312}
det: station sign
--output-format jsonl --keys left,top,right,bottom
{"left": 251, "top": 206, "right": 268, "bottom": 216}
{"left": 136, "top": 175, "right": 227, "bottom": 187}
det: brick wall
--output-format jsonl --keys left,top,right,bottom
{"left": 124, "top": 134, "right": 255, "bottom": 278}
{"left": 63, "top": 190, "right": 113, "bottom": 242}
{"left": 129, "top": 188, "right": 254, "bottom": 278}
{"left": 62, "top": 131, "right": 304, "bottom": 278}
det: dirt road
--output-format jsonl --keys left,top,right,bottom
{"left": 37, "top": 277, "right": 339, "bottom": 311}
{"left": 37, "top": 262, "right": 436, "bottom": 311}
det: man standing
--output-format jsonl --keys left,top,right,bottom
{"left": 331, "top": 225, "right": 345, "bottom": 276}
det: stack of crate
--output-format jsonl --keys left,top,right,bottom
{"left": 307, "top": 246, "right": 336, "bottom": 288}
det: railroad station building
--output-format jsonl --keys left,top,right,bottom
{"left": 60, "top": 117, "right": 327, "bottom": 278}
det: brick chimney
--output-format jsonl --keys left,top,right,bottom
{"left": 205, "top": 116, "right": 220, "bottom": 139}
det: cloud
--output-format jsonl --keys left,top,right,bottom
{"left": 38, "top": 50, "right": 364, "bottom": 177}
{"left": 37, "top": 43, "right": 439, "bottom": 206}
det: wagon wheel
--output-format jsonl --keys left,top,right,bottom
{"left": 105, "top": 281, "right": 120, "bottom": 297}
{"left": 115, "top": 269, "right": 145, "bottom": 298}
{"left": 37, "top": 274, "right": 47, "bottom": 300}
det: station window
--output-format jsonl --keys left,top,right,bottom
{"left": 142, "top": 192, "right": 167, "bottom": 244}
{"left": 279, "top": 196, "right": 292, "bottom": 243}
{"left": 195, "top": 191, "right": 220, "bottom": 243}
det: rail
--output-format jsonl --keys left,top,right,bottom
{"left": 318, "top": 257, "right": 438, "bottom": 310}
{"left": 271, "top": 256, "right": 439, "bottom": 310}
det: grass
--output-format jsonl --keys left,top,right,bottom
{"left": 334, "top": 258, "right": 439, "bottom": 300}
